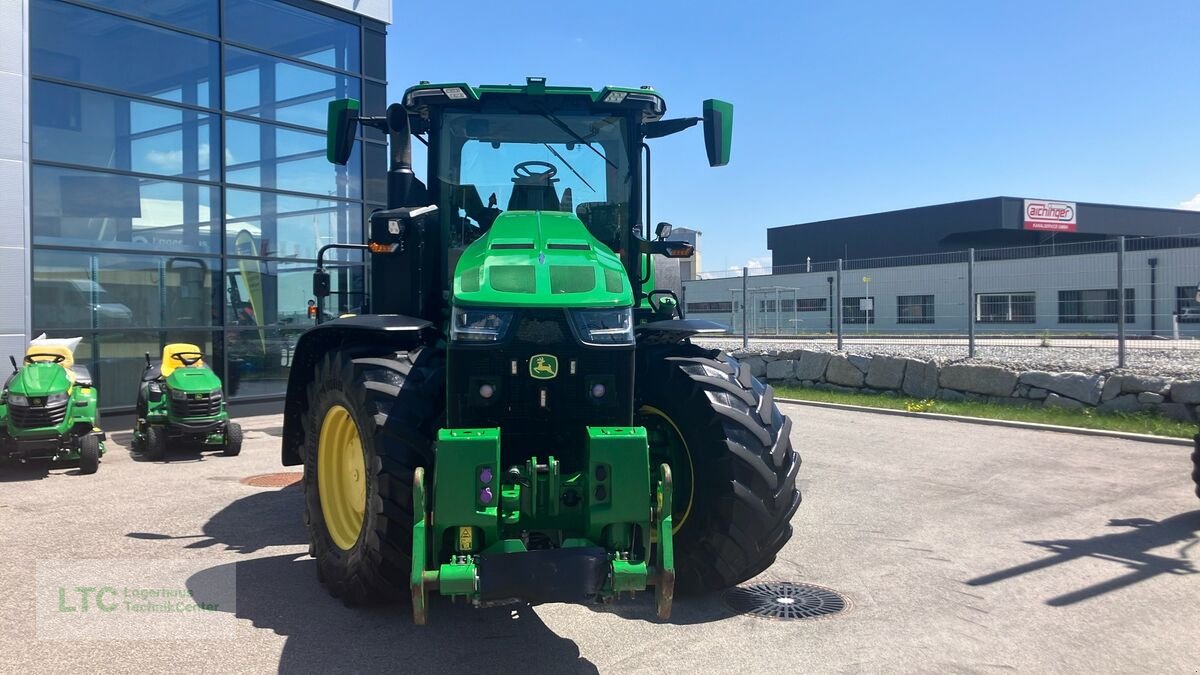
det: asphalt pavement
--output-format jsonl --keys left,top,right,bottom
{"left": 1, "top": 405, "right": 1196, "bottom": 674}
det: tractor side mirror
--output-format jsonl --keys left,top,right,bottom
{"left": 655, "top": 222, "right": 673, "bottom": 241}
{"left": 326, "top": 98, "right": 360, "bottom": 165}
{"left": 312, "top": 269, "right": 331, "bottom": 298}
{"left": 702, "top": 99, "right": 733, "bottom": 167}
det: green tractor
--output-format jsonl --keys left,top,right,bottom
{"left": 282, "top": 78, "right": 800, "bottom": 623}
{"left": 133, "top": 343, "right": 243, "bottom": 461}
{"left": 0, "top": 338, "right": 104, "bottom": 474}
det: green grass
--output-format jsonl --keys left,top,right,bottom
{"left": 774, "top": 385, "right": 1198, "bottom": 439}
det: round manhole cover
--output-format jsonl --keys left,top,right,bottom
{"left": 241, "top": 472, "right": 302, "bottom": 488}
{"left": 725, "top": 582, "right": 849, "bottom": 620}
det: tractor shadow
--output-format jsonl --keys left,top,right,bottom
{"left": 128, "top": 482, "right": 305, "bottom": 553}
{"left": 138, "top": 484, "right": 728, "bottom": 671}
{"left": 966, "top": 510, "right": 1200, "bottom": 606}
{"left": 189, "top": 554, "right": 600, "bottom": 674}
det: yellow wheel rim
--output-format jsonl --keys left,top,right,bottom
{"left": 317, "top": 404, "right": 367, "bottom": 551}
{"left": 639, "top": 405, "right": 695, "bottom": 534}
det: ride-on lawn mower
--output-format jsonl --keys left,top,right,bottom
{"left": 281, "top": 78, "right": 800, "bottom": 624}
{"left": 0, "top": 337, "right": 104, "bottom": 474}
{"left": 134, "top": 343, "right": 242, "bottom": 461}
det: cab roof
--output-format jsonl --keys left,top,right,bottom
{"left": 402, "top": 77, "right": 667, "bottom": 122}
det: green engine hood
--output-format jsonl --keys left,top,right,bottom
{"left": 166, "top": 366, "right": 223, "bottom": 393}
{"left": 9, "top": 362, "right": 72, "bottom": 397}
{"left": 452, "top": 211, "right": 633, "bottom": 308}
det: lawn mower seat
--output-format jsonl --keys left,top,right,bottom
{"left": 24, "top": 344, "right": 90, "bottom": 385}
{"left": 160, "top": 343, "right": 204, "bottom": 378}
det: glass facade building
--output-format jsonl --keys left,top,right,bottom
{"left": 5, "top": 0, "right": 390, "bottom": 409}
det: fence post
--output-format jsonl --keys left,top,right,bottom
{"left": 967, "top": 248, "right": 976, "bottom": 358}
{"left": 742, "top": 266, "right": 749, "bottom": 350}
{"left": 835, "top": 258, "right": 844, "bottom": 351}
{"left": 1117, "top": 236, "right": 1126, "bottom": 368}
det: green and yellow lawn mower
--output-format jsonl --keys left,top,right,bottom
{"left": 0, "top": 338, "right": 104, "bottom": 474}
{"left": 280, "top": 78, "right": 800, "bottom": 624}
{"left": 133, "top": 343, "right": 242, "bottom": 461}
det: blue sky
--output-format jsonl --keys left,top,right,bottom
{"left": 386, "top": 0, "right": 1200, "bottom": 272}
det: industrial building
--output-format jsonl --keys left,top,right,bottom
{"left": 1, "top": 0, "right": 390, "bottom": 409}
{"left": 685, "top": 197, "right": 1200, "bottom": 338}
{"left": 767, "top": 197, "right": 1200, "bottom": 268}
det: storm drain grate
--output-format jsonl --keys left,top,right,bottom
{"left": 725, "top": 581, "right": 849, "bottom": 620}
{"left": 241, "top": 472, "right": 302, "bottom": 488}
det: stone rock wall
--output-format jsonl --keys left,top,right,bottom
{"left": 740, "top": 349, "right": 1200, "bottom": 423}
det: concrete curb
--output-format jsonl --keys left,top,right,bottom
{"left": 776, "top": 397, "right": 1194, "bottom": 447}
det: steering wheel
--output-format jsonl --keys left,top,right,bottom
{"left": 513, "top": 161, "right": 557, "bottom": 181}
{"left": 171, "top": 352, "right": 205, "bottom": 367}
{"left": 24, "top": 353, "right": 67, "bottom": 364}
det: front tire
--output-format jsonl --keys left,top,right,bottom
{"left": 223, "top": 422, "right": 243, "bottom": 456}
{"left": 301, "top": 347, "right": 443, "bottom": 605}
{"left": 637, "top": 346, "right": 801, "bottom": 594}
{"left": 144, "top": 425, "right": 166, "bottom": 461}
{"left": 78, "top": 435, "right": 100, "bottom": 475}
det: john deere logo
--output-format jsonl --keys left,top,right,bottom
{"left": 530, "top": 354, "right": 558, "bottom": 380}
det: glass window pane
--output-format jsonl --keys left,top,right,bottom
{"left": 32, "top": 165, "right": 221, "bottom": 254}
{"left": 226, "top": 327, "right": 307, "bottom": 399}
{"left": 224, "top": 0, "right": 360, "bottom": 72}
{"left": 362, "top": 27, "right": 385, "bottom": 80}
{"left": 32, "top": 250, "right": 218, "bottom": 331}
{"left": 225, "top": 119, "right": 361, "bottom": 199}
{"left": 225, "top": 188, "right": 363, "bottom": 261}
{"left": 31, "top": 0, "right": 219, "bottom": 107}
{"left": 73, "top": 0, "right": 219, "bottom": 35}
{"left": 225, "top": 260, "right": 363, "bottom": 328}
{"left": 32, "top": 81, "right": 219, "bottom": 181}
{"left": 224, "top": 46, "right": 360, "bottom": 130}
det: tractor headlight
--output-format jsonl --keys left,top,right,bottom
{"left": 7, "top": 394, "right": 27, "bottom": 407}
{"left": 46, "top": 392, "right": 69, "bottom": 405}
{"left": 568, "top": 308, "right": 635, "bottom": 345}
{"left": 451, "top": 307, "right": 513, "bottom": 343}
{"left": 170, "top": 388, "right": 187, "bottom": 401}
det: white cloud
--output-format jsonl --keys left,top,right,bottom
{"left": 1180, "top": 193, "right": 1200, "bottom": 210}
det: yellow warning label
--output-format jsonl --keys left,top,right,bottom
{"left": 457, "top": 526, "right": 474, "bottom": 551}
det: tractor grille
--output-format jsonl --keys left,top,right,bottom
{"left": 448, "top": 309, "right": 634, "bottom": 466}
{"left": 170, "top": 391, "right": 223, "bottom": 418}
{"left": 8, "top": 399, "right": 69, "bottom": 429}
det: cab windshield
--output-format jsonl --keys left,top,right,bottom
{"left": 437, "top": 112, "right": 634, "bottom": 248}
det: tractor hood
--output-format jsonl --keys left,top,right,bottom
{"left": 166, "top": 366, "right": 223, "bottom": 393}
{"left": 8, "top": 362, "right": 72, "bottom": 397}
{"left": 452, "top": 211, "right": 633, "bottom": 308}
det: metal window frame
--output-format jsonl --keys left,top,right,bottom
{"left": 29, "top": 0, "right": 387, "bottom": 410}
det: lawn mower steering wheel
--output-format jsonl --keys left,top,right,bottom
{"left": 513, "top": 161, "right": 557, "bottom": 181}
{"left": 171, "top": 352, "right": 204, "bottom": 367}
{"left": 24, "top": 353, "right": 66, "bottom": 364}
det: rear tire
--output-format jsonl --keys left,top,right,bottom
{"left": 223, "top": 422, "right": 243, "bottom": 456}
{"left": 301, "top": 347, "right": 444, "bottom": 605}
{"left": 637, "top": 345, "right": 801, "bottom": 594}
{"left": 78, "top": 435, "right": 100, "bottom": 475}
{"left": 144, "top": 425, "right": 166, "bottom": 461}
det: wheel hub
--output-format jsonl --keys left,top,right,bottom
{"left": 317, "top": 404, "right": 367, "bottom": 550}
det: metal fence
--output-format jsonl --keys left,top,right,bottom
{"left": 682, "top": 234, "right": 1200, "bottom": 368}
